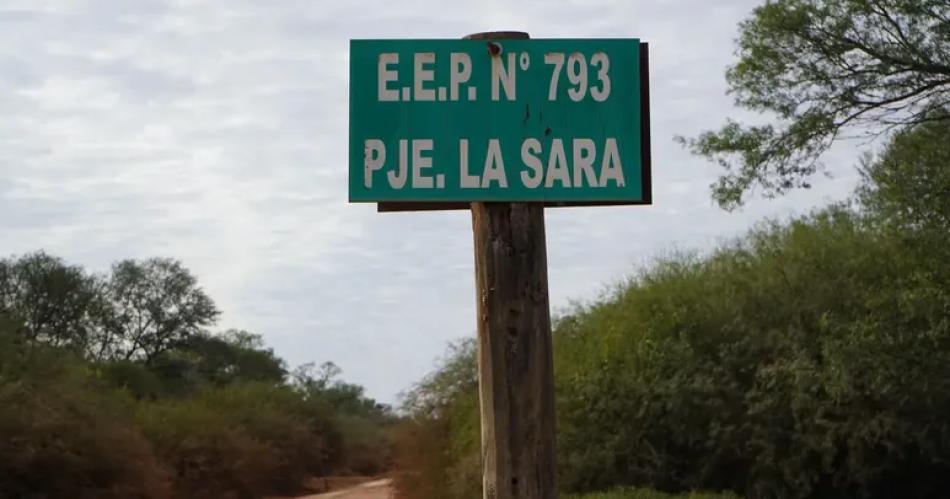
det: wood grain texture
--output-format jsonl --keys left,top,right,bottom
{"left": 471, "top": 201, "right": 557, "bottom": 499}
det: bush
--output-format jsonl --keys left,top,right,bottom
{"left": 291, "top": 361, "right": 396, "bottom": 476}
{"left": 392, "top": 398, "right": 480, "bottom": 499}
{"left": 0, "top": 327, "right": 171, "bottom": 499}
{"left": 393, "top": 340, "right": 480, "bottom": 499}
{"left": 556, "top": 208, "right": 950, "bottom": 498}
{"left": 0, "top": 318, "right": 362, "bottom": 499}
{"left": 335, "top": 412, "right": 393, "bottom": 475}
{"left": 566, "top": 489, "right": 740, "bottom": 499}
{"left": 392, "top": 417, "right": 454, "bottom": 499}
{"left": 136, "top": 383, "right": 336, "bottom": 498}
{"left": 98, "top": 359, "right": 169, "bottom": 399}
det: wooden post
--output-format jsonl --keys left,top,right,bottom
{"left": 468, "top": 30, "right": 557, "bottom": 499}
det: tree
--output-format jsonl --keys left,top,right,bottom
{"left": 292, "top": 361, "right": 391, "bottom": 418}
{"left": 113, "top": 330, "right": 287, "bottom": 398}
{"left": 213, "top": 329, "right": 287, "bottom": 383}
{"left": 858, "top": 118, "right": 950, "bottom": 235}
{"left": 400, "top": 338, "right": 477, "bottom": 420}
{"left": 680, "top": 0, "right": 950, "bottom": 209}
{"left": 857, "top": 117, "right": 950, "bottom": 293}
{"left": 102, "top": 258, "right": 218, "bottom": 364}
{"left": 0, "top": 252, "right": 101, "bottom": 351}
{"left": 168, "top": 329, "right": 287, "bottom": 386}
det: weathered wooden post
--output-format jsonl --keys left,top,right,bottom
{"left": 471, "top": 197, "right": 557, "bottom": 499}
{"left": 466, "top": 29, "right": 558, "bottom": 499}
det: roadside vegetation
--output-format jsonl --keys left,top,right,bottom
{"left": 566, "top": 490, "right": 740, "bottom": 499}
{"left": 393, "top": 117, "right": 950, "bottom": 499}
{"left": 0, "top": 256, "right": 394, "bottom": 499}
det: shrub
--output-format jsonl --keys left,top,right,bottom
{"left": 0, "top": 327, "right": 171, "bottom": 499}
{"left": 136, "top": 383, "right": 335, "bottom": 498}
{"left": 566, "top": 489, "right": 741, "bottom": 499}
{"left": 336, "top": 412, "right": 393, "bottom": 475}
{"left": 555, "top": 209, "right": 950, "bottom": 498}
{"left": 98, "top": 359, "right": 169, "bottom": 399}
{"left": 393, "top": 339, "right": 481, "bottom": 499}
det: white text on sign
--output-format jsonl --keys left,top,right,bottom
{"left": 376, "top": 52, "right": 612, "bottom": 102}
{"left": 363, "top": 138, "right": 625, "bottom": 190}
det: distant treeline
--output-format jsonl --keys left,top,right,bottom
{"left": 0, "top": 254, "right": 394, "bottom": 498}
{"left": 392, "top": 118, "right": 950, "bottom": 497}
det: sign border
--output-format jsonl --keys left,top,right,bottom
{"left": 373, "top": 41, "right": 652, "bottom": 212}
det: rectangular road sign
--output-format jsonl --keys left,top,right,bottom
{"left": 349, "top": 38, "right": 650, "bottom": 204}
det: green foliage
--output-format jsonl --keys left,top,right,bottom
{"left": 556, "top": 206, "right": 950, "bottom": 498}
{"left": 292, "top": 361, "right": 396, "bottom": 474}
{"left": 393, "top": 339, "right": 481, "bottom": 499}
{"left": 104, "top": 258, "right": 220, "bottom": 363}
{"left": 0, "top": 320, "right": 171, "bottom": 499}
{"left": 859, "top": 118, "right": 950, "bottom": 241}
{"left": 136, "top": 383, "right": 336, "bottom": 498}
{"left": 566, "top": 489, "right": 740, "bottom": 499}
{"left": 401, "top": 338, "right": 478, "bottom": 420}
{"left": 98, "top": 359, "right": 169, "bottom": 400}
{"left": 680, "top": 0, "right": 950, "bottom": 208}
{"left": 0, "top": 252, "right": 102, "bottom": 351}
{"left": 158, "top": 330, "right": 287, "bottom": 391}
{"left": 97, "top": 330, "right": 288, "bottom": 399}
{"left": 0, "top": 254, "right": 222, "bottom": 365}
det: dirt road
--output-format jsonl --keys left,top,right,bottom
{"left": 296, "top": 479, "right": 393, "bottom": 499}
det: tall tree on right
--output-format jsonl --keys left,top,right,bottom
{"left": 858, "top": 117, "right": 950, "bottom": 285}
{"left": 680, "top": 0, "right": 950, "bottom": 209}
{"left": 859, "top": 118, "right": 950, "bottom": 235}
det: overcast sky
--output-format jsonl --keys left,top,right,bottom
{"left": 0, "top": 0, "right": 864, "bottom": 403}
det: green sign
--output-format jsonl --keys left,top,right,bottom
{"left": 349, "top": 38, "right": 650, "bottom": 204}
